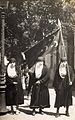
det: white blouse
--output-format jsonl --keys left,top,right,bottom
{"left": 7, "top": 63, "right": 17, "bottom": 78}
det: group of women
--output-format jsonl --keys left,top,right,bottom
{"left": 5, "top": 56, "right": 74, "bottom": 117}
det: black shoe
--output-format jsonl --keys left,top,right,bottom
{"left": 10, "top": 111, "right": 15, "bottom": 115}
{"left": 55, "top": 113, "right": 60, "bottom": 118}
{"left": 32, "top": 109, "right": 35, "bottom": 116}
{"left": 39, "top": 108, "right": 44, "bottom": 115}
{"left": 65, "top": 112, "right": 70, "bottom": 117}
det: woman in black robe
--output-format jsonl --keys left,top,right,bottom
{"left": 53, "top": 57, "right": 74, "bottom": 117}
{"left": 6, "top": 58, "right": 24, "bottom": 114}
{"left": 28, "top": 57, "right": 50, "bottom": 116}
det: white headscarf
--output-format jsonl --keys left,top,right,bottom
{"left": 59, "top": 61, "right": 67, "bottom": 79}
{"left": 7, "top": 62, "right": 17, "bottom": 78}
{"left": 35, "top": 61, "right": 43, "bottom": 79}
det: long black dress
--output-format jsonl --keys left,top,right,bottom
{"left": 28, "top": 65, "right": 50, "bottom": 109}
{"left": 6, "top": 63, "right": 24, "bottom": 106}
{"left": 53, "top": 64, "right": 74, "bottom": 108}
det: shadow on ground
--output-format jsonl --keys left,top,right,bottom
{"left": 19, "top": 107, "right": 57, "bottom": 116}
{"left": 19, "top": 108, "right": 32, "bottom": 115}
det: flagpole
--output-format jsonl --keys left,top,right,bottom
{"left": 58, "top": 19, "right": 71, "bottom": 84}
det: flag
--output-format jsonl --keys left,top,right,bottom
{"left": 42, "top": 29, "right": 60, "bottom": 57}
{"left": 42, "top": 19, "right": 67, "bottom": 59}
{"left": 25, "top": 40, "right": 44, "bottom": 68}
{"left": 23, "top": 25, "right": 60, "bottom": 68}
{"left": 58, "top": 19, "right": 67, "bottom": 59}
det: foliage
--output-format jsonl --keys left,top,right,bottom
{"left": 1, "top": 0, "right": 75, "bottom": 64}
{"left": 2, "top": 0, "right": 63, "bottom": 57}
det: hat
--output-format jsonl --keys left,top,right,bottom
{"left": 61, "top": 57, "right": 67, "bottom": 62}
{"left": 10, "top": 58, "right": 16, "bottom": 63}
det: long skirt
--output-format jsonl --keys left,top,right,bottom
{"left": 30, "top": 84, "right": 50, "bottom": 109}
{"left": 6, "top": 77, "right": 24, "bottom": 106}
{"left": 54, "top": 85, "right": 72, "bottom": 108}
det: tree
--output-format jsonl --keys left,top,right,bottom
{"left": 0, "top": 0, "right": 65, "bottom": 64}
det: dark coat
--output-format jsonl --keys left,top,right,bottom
{"left": 28, "top": 65, "right": 50, "bottom": 109}
{"left": 6, "top": 63, "right": 24, "bottom": 106}
{"left": 53, "top": 64, "right": 74, "bottom": 108}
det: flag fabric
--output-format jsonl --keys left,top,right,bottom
{"left": 23, "top": 20, "right": 65, "bottom": 68}
{"left": 42, "top": 29, "right": 60, "bottom": 57}
{"left": 25, "top": 40, "right": 44, "bottom": 68}
{"left": 58, "top": 19, "right": 67, "bottom": 59}
{"left": 24, "top": 28, "right": 60, "bottom": 68}
{"left": 42, "top": 19, "right": 67, "bottom": 59}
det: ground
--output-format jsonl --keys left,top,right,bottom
{"left": 0, "top": 88, "right": 75, "bottom": 120}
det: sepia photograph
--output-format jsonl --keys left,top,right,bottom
{"left": 0, "top": 0, "right": 75, "bottom": 120}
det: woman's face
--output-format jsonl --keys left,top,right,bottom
{"left": 11, "top": 62, "right": 16, "bottom": 67}
{"left": 61, "top": 61, "right": 67, "bottom": 66}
